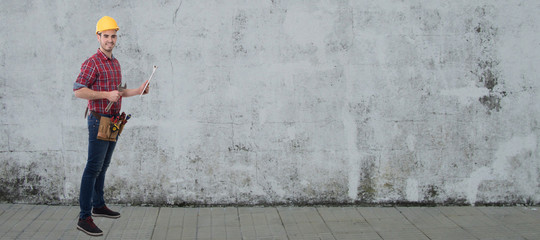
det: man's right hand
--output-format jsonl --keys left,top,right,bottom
{"left": 107, "top": 90, "right": 121, "bottom": 102}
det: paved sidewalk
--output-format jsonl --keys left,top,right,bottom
{"left": 0, "top": 204, "right": 539, "bottom": 240}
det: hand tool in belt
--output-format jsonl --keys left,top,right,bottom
{"left": 105, "top": 83, "right": 126, "bottom": 112}
{"left": 110, "top": 116, "right": 120, "bottom": 132}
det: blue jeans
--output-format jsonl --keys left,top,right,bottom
{"left": 79, "top": 113, "right": 117, "bottom": 219}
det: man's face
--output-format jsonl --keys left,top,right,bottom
{"left": 97, "top": 29, "right": 117, "bottom": 53}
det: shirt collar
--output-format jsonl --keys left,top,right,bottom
{"left": 97, "top": 48, "right": 115, "bottom": 60}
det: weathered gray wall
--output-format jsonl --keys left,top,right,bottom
{"left": 0, "top": 0, "right": 539, "bottom": 206}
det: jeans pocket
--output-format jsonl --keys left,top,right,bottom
{"left": 88, "top": 115, "right": 100, "bottom": 140}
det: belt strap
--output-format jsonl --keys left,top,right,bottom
{"left": 90, "top": 111, "right": 102, "bottom": 120}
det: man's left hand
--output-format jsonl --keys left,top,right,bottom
{"left": 139, "top": 80, "right": 149, "bottom": 95}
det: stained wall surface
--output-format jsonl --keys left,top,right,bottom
{"left": 0, "top": 1, "right": 539, "bottom": 205}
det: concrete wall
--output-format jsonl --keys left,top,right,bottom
{"left": 0, "top": 0, "right": 539, "bottom": 206}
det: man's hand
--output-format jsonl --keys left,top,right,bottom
{"left": 107, "top": 90, "right": 122, "bottom": 102}
{"left": 139, "top": 80, "right": 149, "bottom": 95}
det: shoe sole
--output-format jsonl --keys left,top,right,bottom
{"left": 77, "top": 225, "right": 103, "bottom": 236}
{"left": 92, "top": 213, "right": 121, "bottom": 219}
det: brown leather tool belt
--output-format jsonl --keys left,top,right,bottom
{"left": 90, "top": 111, "right": 102, "bottom": 120}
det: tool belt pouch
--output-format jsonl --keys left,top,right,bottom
{"left": 118, "top": 123, "right": 126, "bottom": 136}
{"left": 96, "top": 116, "right": 119, "bottom": 142}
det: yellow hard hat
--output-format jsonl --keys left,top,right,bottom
{"left": 96, "top": 16, "right": 119, "bottom": 34}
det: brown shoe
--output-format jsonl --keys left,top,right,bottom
{"left": 92, "top": 205, "right": 121, "bottom": 219}
{"left": 77, "top": 216, "right": 103, "bottom": 236}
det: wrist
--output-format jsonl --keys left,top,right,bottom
{"left": 98, "top": 91, "right": 109, "bottom": 100}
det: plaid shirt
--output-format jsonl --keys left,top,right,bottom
{"left": 74, "top": 49, "right": 122, "bottom": 114}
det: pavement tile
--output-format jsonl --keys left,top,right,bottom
{"left": 377, "top": 229, "right": 430, "bottom": 240}
{"left": 518, "top": 207, "right": 540, "bottom": 219}
{"left": 334, "top": 232, "right": 382, "bottom": 240}
{"left": 4, "top": 205, "right": 47, "bottom": 239}
{"left": 317, "top": 207, "right": 366, "bottom": 223}
{"left": 239, "top": 207, "right": 287, "bottom": 239}
{"left": 34, "top": 206, "right": 73, "bottom": 239}
{"left": 47, "top": 206, "right": 79, "bottom": 240}
{"left": 420, "top": 227, "right": 477, "bottom": 240}
{"left": 0, "top": 204, "right": 33, "bottom": 238}
{"left": 16, "top": 205, "right": 59, "bottom": 239}
{"left": 180, "top": 208, "right": 198, "bottom": 239}
{"left": 505, "top": 222, "right": 540, "bottom": 236}
{"left": 325, "top": 221, "right": 374, "bottom": 234}
{"left": 357, "top": 207, "right": 403, "bottom": 219}
{"left": 277, "top": 207, "right": 334, "bottom": 238}
{"left": 397, "top": 207, "right": 458, "bottom": 229}
{"left": 151, "top": 207, "right": 179, "bottom": 240}
{"left": 464, "top": 226, "right": 525, "bottom": 239}
{"left": 447, "top": 215, "right": 500, "bottom": 227}
{"left": 365, "top": 218, "right": 417, "bottom": 232}
{"left": 478, "top": 206, "right": 539, "bottom": 225}
{"left": 0, "top": 204, "right": 8, "bottom": 213}
{"left": 438, "top": 206, "right": 484, "bottom": 216}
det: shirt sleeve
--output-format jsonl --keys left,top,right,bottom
{"left": 73, "top": 59, "right": 97, "bottom": 91}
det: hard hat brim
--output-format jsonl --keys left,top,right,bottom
{"left": 96, "top": 28, "right": 119, "bottom": 34}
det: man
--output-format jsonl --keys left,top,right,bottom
{"left": 73, "top": 16, "right": 149, "bottom": 236}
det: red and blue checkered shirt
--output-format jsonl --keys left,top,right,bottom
{"left": 74, "top": 49, "right": 122, "bottom": 115}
